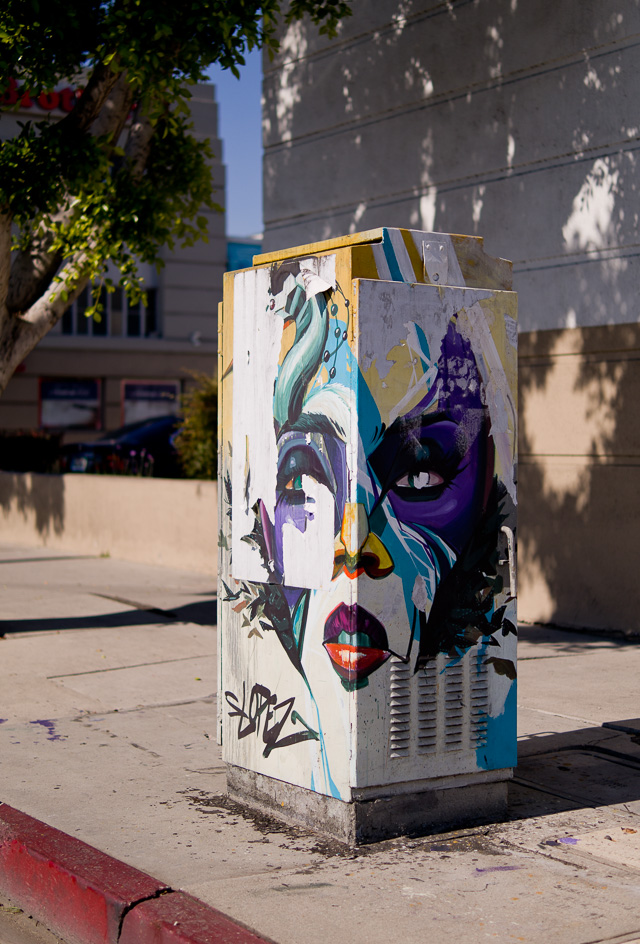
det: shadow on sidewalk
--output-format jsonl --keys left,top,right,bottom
{"left": 510, "top": 720, "right": 640, "bottom": 820}
{"left": 0, "top": 599, "right": 217, "bottom": 635}
{"left": 518, "top": 623, "right": 639, "bottom": 652}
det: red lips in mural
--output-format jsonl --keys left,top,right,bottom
{"left": 323, "top": 603, "right": 391, "bottom": 684}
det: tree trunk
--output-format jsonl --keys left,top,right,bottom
{"left": 0, "top": 257, "right": 92, "bottom": 396}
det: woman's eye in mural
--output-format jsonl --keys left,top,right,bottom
{"left": 369, "top": 415, "right": 467, "bottom": 502}
{"left": 378, "top": 428, "right": 462, "bottom": 504}
{"left": 276, "top": 446, "right": 333, "bottom": 506}
{"left": 394, "top": 469, "right": 445, "bottom": 491}
{"left": 390, "top": 461, "right": 450, "bottom": 502}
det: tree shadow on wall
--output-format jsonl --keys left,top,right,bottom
{"left": 0, "top": 472, "right": 65, "bottom": 540}
{"left": 518, "top": 321, "right": 640, "bottom": 634}
{"left": 262, "top": 0, "right": 638, "bottom": 248}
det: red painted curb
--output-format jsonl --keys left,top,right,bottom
{"left": 120, "top": 892, "right": 274, "bottom": 944}
{"left": 0, "top": 804, "right": 167, "bottom": 944}
{"left": 0, "top": 804, "right": 272, "bottom": 944}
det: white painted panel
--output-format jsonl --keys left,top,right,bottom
{"left": 231, "top": 267, "right": 282, "bottom": 582}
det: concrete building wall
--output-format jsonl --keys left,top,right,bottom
{"left": 2, "top": 340, "right": 216, "bottom": 434}
{"left": 262, "top": 1, "right": 640, "bottom": 632}
{"left": 263, "top": 0, "right": 639, "bottom": 334}
{"left": 158, "top": 84, "right": 226, "bottom": 347}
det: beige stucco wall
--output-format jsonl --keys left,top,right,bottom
{"left": 0, "top": 473, "right": 217, "bottom": 575}
{"left": 519, "top": 322, "right": 640, "bottom": 632}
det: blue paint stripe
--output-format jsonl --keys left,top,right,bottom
{"left": 381, "top": 228, "right": 405, "bottom": 283}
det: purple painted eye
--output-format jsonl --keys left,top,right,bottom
{"left": 269, "top": 298, "right": 275, "bottom": 310}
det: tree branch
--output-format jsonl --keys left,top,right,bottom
{"left": 22, "top": 253, "right": 90, "bottom": 332}
{"left": 7, "top": 243, "right": 64, "bottom": 316}
{"left": 58, "top": 60, "right": 124, "bottom": 136}
{"left": 7, "top": 201, "right": 71, "bottom": 315}
{"left": 92, "top": 71, "right": 135, "bottom": 142}
{"left": 125, "top": 109, "right": 155, "bottom": 179}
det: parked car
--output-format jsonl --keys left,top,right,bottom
{"left": 59, "top": 414, "right": 183, "bottom": 478}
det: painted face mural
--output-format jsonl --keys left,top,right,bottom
{"left": 223, "top": 237, "right": 517, "bottom": 800}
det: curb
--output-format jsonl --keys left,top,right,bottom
{"left": 0, "top": 804, "right": 273, "bottom": 944}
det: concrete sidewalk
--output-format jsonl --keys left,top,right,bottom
{"left": 1, "top": 542, "right": 640, "bottom": 944}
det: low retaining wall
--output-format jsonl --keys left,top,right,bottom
{"left": 0, "top": 472, "right": 217, "bottom": 574}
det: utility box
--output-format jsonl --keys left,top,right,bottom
{"left": 218, "top": 228, "right": 517, "bottom": 844}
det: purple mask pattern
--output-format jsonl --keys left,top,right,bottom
{"left": 367, "top": 321, "right": 492, "bottom": 557}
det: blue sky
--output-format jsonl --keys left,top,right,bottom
{"left": 206, "top": 47, "right": 263, "bottom": 238}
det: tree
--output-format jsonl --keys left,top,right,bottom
{"left": 0, "top": 0, "right": 351, "bottom": 395}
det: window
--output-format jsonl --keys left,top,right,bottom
{"left": 127, "top": 298, "right": 141, "bottom": 337}
{"left": 61, "top": 286, "right": 159, "bottom": 338}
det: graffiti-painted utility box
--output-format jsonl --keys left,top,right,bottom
{"left": 218, "top": 229, "right": 517, "bottom": 844}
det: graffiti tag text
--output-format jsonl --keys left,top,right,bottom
{"left": 225, "top": 683, "right": 319, "bottom": 758}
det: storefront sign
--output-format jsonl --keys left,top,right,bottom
{"left": 121, "top": 380, "right": 180, "bottom": 425}
{"left": 39, "top": 379, "right": 102, "bottom": 430}
{"left": 2, "top": 78, "right": 80, "bottom": 112}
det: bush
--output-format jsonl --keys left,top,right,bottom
{"left": 173, "top": 372, "right": 217, "bottom": 479}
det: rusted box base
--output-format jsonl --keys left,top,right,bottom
{"left": 227, "top": 765, "right": 511, "bottom": 846}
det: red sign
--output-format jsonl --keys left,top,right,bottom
{"left": 1, "top": 78, "right": 80, "bottom": 113}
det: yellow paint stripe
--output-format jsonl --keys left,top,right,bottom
{"left": 351, "top": 244, "right": 379, "bottom": 280}
{"left": 254, "top": 229, "right": 385, "bottom": 266}
{"left": 220, "top": 276, "right": 234, "bottom": 381}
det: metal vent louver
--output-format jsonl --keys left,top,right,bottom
{"left": 389, "top": 658, "right": 411, "bottom": 757}
{"left": 388, "top": 649, "right": 490, "bottom": 760}
{"left": 470, "top": 648, "right": 489, "bottom": 748}
{"left": 444, "top": 661, "right": 464, "bottom": 749}
{"left": 417, "top": 659, "right": 437, "bottom": 754}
